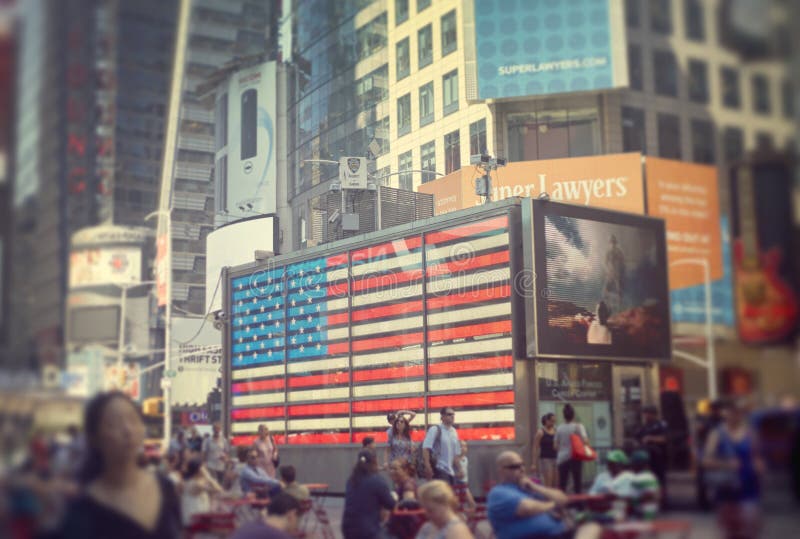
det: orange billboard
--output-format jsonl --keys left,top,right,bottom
{"left": 645, "top": 157, "right": 722, "bottom": 289}
{"left": 418, "top": 153, "right": 645, "bottom": 215}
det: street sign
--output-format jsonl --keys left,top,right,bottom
{"left": 165, "top": 369, "right": 177, "bottom": 378}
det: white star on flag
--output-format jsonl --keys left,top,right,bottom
{"left": 316, "top": 343, "right": 321, "bottom": 350}
{"left": 307, "top": 335, "right": 313, "bottom": 343}
{"left": 238, "top": 301, "right": 243, "bottom": 307}
{"left": 252, "top": 335, "right": 257, "bottom": 341}
{"left": 316, "top": 325, "right": 321, "bottom": 331}
{"left": 291, "top": 337, "right": 296, "bottom": 344}
{"left": 299, "top": 327, "right": 305, "bottom": 334}
{"left": 299, "top": 307, "right": 305, "bottom": 314}
{"left": 307, "top": 297, "right": 313, "bottom": 304}
{"left": 252, "top": 352, "right": 257, "bottom": 360}
{"left": 299, "top": 269, "right": 304, "bottom": 277}
{"left": 245, "top": 344, "right": 250, "bottom": 351}
{"left": 238, "top": 284, "right": 243, "bottom": 290}
{"left": 307, "top": 316, "right": 312, "bottom": 323}
{"left": 268, "top": 333, "right": 273, "bottom": 339}
{"left": 252, "top": 298, "right": 257, "bottom": 304}
{"left": 299, "top": 287, "right": 304, "bottom": 295}
{"left": 246, "top": 309, "right": 250, "bottom": 315}
{"left": 238, "top": 338, "right": 243, "bottom": 343}
{"left": 315, "top": 265, "right": 320, "bottom": 272}
{"left": 291, "top": 318, "right": 297, "bottom": 325}
{"left": 291, "top": 299, "right": 296, "bottom": 307}
{"left": 274, "top": 339, "right": 280, "bottom": 347}
{"left": 275, "top": 321, "right": 280, "bottom": 328}
{"left": 267, "top": 350, "right": 273, "bottom": 357}
{"left": 315, "top": 284, "right": 321, "bottom": 291}
{"left": 268, "top": 313, "right": 272, "bottom": 320}
{"left": 299, "top": 345, "right": 305, "bottom": 352}
{"left": 275, "top": 303, "right": 280, "bottom": 310}
{"left": 267, "top": 277, "right": 272, "bottom": 284}
{"left": 290, "top": 280, "right": 296, "bottom": 287}
{"left": 246, "top": 326, "right": 251, "bottom": 333}
{"left": 260, "top": 323, "right": 265, "bottom": 330}
{"left": 260, "top": 343, "right": 265, "bottom": 349}
{"left": 260, "top": 306, "right": 265, "bottom": 312}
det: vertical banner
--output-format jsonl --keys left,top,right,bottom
{"left": 156, "top": 234, "right": 168, "bottom": 306}
{"left": 226, "top": 62, "right": 277, "bottom": 219}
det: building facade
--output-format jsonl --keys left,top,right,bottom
{"left": 9, "top": 0, "right": 177, "bottom": 370}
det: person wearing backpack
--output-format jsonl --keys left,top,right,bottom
{"left": 422, "top": 407, "right": 462, "bottom": 485}
{"left": 553, "top": 404, "right": 590, "bottom": 494}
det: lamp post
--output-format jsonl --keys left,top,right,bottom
{"left": 145, "top": 209, "right": 173, "bottom": 449}
{"left": 669, "top": 258, "right": 716, "bottom": 399}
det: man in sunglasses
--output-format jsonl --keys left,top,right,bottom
{"left": 488, "top": 451, "right": 601, "bottom": 539}
{"left": 422, "top": 407, "right": 462, "bottom": 484}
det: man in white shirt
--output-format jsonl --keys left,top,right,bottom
{"left": 422, "top": 407, "right": 461, "bottom": 485}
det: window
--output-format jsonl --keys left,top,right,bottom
{"left": 442, "top": 70, "right": 459, "bottom": 115}
{"left": 417, "top": 0, "right": 431, "bottom": 12}
{"left": 751, "top": 75, "right": 770, "bottom": 114}
{"left": 782, "top": 80, "right": 794, "bottom": 119}
{"left": 625, "top": 0, "right": 640, "bottom": 26}
{"left": 721, "top": 67, "right": 740, "bottom": 108}
{"left": 684, "top": 0, "right": 704, "bottom": 41}
{"left": 657, "top": 113, "right": 681, "bottom": 159}
{"left": 441, "top": 10, "right": 457, "bottom": 56}
{"left": 651, "top": 0, "right": 672, "bottom": 34}
{"left": 356, "top": 13, "right": 388, "bottom": 61}
{"left": 691, "top": 119, "right": 715, "bottom": 163}
{"left": 395, "top": 0, "right": 408, "bottom": 25}
{"left": 396, "top": 38, "right": 410, "bottom": 80}
{"left": 722, "top": 127, "right": 744, "bottom": 162}
{"left": 653, "top": 50, "right": 677, "bottom": 96}
{"left": 419, "top": 81, "right": 434, "bottom": 126}
{"left": 444, "top": 130, "right": 460, "bottom": 174}
{"left": 420, "top": 141, "right": 436, "bottom": 183}
{"left": 622, "top": 107, "right": 646, "bottom": 153}
{"left": 688, "top": 59, "right": 708, "bottom": 103}
{"left": 507, "top": 109, "right": 600, "bottom": 161}
{"left": 469, "top": 118, "right": 487, "bottom": 156}
{"left": 418, "top": 24, "right": 433, "bottom": 69}
{"left": 398, "top": 150, "right": 413, "bottom": 191}
{"left": 628, "top": 45, "right": 643, "bottom": 91}
{"left": 397, "top": 93, "right": 411, "bottom": 136}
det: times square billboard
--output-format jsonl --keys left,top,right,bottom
{"left": 472, "top": 0, "right": 628, "bottom": 99}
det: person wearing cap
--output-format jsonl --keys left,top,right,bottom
{"left": 342, "top": 449, "right": 396, "bottom": 539}
{"left": 630, "top": 450, "right": 660, "bottom": 520}
{"left": 588, "top": 450, "right": 634, "bottom": 497}
{"left": 635, "top": 405, "right": 668, "bottom": 504}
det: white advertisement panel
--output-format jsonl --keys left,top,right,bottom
{"left": 171, "top": 317, "right": 222, "bottom": 407}
{"left": 225, "top": 61, "right": 277, "bottom": 219}
{"left": 206, "top": 215, "right": 277, "bottom": 314}
{"left": 69, "top": 247, "right": 142, "bottom": 287}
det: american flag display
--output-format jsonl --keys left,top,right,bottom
{"left": 227, "top": 213, "right": 517, "bottom": 445}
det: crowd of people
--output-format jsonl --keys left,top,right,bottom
{"left": 0, "top": 391, "right": 785, "bottom": 539}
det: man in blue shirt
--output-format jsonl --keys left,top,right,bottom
{"left": 240, "top": 449, "right": 281, "bottom": 497}
{"left": 488, "top": 451, "right": 601, "bottom": 539}
{"left": 422, "top": 407, "right": 461, "bottom": 485}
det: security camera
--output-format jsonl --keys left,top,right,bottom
{"left": 328, "top": 209, "right": 341, "bottom": 224}
{"left": 495, "top": 157, "right": 507, "bottom": 166}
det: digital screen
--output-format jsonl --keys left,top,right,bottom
{"left": 227, "top": 213, "right": 520, "bottom": 445}
{"left": 69, "top": 306, "right": 120, "bottom": 344}
{"left": 531, "top": 200, "right": 670, "bottom": 360}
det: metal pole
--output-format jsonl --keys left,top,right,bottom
{"left": 164, "top": 210, "right": 173, "bottom": 448}
{"left": 117, "top": 285, "right": 127, "bottom": 371}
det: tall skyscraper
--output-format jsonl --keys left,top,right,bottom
{"left": 162, "top": 0, "right": 279, "bottom": 317}
{"left": 9, "top": 0, "right": 177, "bottom": 370}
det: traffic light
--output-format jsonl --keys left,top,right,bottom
{"left": 142, "top": 397, "right": 164, "bottom": 417}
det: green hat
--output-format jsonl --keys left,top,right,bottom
{"left": 631, "top": 450, "right": 650, "bottom": 464}
{"left": 606, "top": 449, "right": 629, "bottom": 465}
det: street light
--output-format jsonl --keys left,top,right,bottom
{"left": 112, "top": 280, "right": 156, "bottom": 370}
{"left": 145, "top": 209, "right": 173, "bottom": 449}
{"left": 670, "top": 258, "right": 717, "bottom": 400}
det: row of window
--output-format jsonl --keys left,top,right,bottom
{"left": 627, "top": 0, "right": 705, "bottom": 41}
{"left": 628, "top": 45, "right": 794, "bottom": 117}
{"left": 396, "top": 9, "right": 457, "bottom": 80}
{"left": 622, "top": 106, "right": 779, "bottom": 165}
{"left": 395, "top": 0, "right": 431, "bottom": 26}
{"left": 397, "top": 70, "right": 459, "bottom": 135}
{"left": 396, "top": 118, "right": 487, "bottom": 189}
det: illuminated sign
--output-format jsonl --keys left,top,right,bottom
{"left": 526, "top": 199, "right": 671, "bottom": 361}
{"left": 472, "top": 0, "right": 628, "bottom": 99}
{"left": 227, "top": 212, "right": 521, "bottom": 445}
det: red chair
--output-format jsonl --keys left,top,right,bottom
{"left": 185, "top": 512, "right": 237, "bottom": 539}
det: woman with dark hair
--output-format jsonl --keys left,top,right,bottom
{"left": 384, "top": 414, "right": 415, "bottom": 469}
{"left": 342, "top": 449, "right": 396, "bottom": 539}
{"left": 58, "top": 391, "right": 182, "bottom": 538}
{"left": 532, "top": 412, "right": 558, "bottom": 488}
{"left": 553, "top": 403, "right": 590, "bottom": 494}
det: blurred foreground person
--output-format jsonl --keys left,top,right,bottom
{"left": 180, "top": 457, "right": 224, "bottom": 526}
{"left": 229, "top": 491, "right": 301, "bottom": 539}
{"left": 415, "top": 480, "right": 473, "bottom": 539}
{"left": 58, "top": 391, "right": 181, "bottom": 538}
{"left": 341, "top": 449, "right": 396, "bottom": 539}
{"left": 703, "top": 398, "right": 763, "bottom": 539}
{"left": 488, "top": 451, "right": 601, "bottom": 539}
